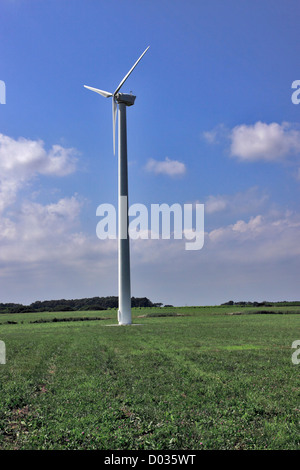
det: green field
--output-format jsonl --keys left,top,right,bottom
{"left": 0, "top": 306, "right": 299, "bottom": 450}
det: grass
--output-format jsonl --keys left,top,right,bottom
{"left": 0, "top": 306, "right": 299, "bottom": 450}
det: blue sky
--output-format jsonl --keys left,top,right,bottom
{"left": 1, "top": 0, "right": 300, "bottom": 305}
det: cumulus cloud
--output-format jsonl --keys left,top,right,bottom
{"left": 145, "top": 157, "right": 186, "bottom": 177}
{"left": 0, "top": 196, "right": 82, "bottom": 258}
{"left": 208, "top": 214, "right": 265, "bottom": 243}
{"left": 230, "top": 121, "right": 300, "bottom": 161}
{"left": 205, "top": 187, "right": 268, "bottom": 216}
{"left": 203, "top": 121, "right": 300, "bottom": 163}
{"left": 0, "top": 134, "right": 78, "bottom": 212}
{"left": 0, "top": 195, "right": 119, "bottom": 280}
{"left": 207, "top": 210, "right": 300, "bottom": 263}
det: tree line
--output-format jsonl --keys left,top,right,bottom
{"left": 0, "top": 296, "right": 157, "bottom": 314}
{"left": 221, "top": 300, "right": 300, "bottom": 307}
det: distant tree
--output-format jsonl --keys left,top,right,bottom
{"left": 222, "top": 300, "right": 234, "bottom": 306}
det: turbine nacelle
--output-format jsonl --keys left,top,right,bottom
{"left": 115, "top": 93, "right": 136, "bottom": 106}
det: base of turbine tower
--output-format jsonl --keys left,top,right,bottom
{"left": 105, "top": 324, "right": 142, "bottom": 327}
{"left": 118, "top": 309, "right": 132, "bottom": 325}
{"left": 106, "top": 312, "right": 142, "bottom": 326}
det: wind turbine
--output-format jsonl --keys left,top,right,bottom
{"left": 84, "top": 46, "right": 150, "bottom": 326}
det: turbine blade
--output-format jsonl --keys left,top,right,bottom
{"left": 112, "top": 99, "right": 117, "bottom": 155}
{"left": 84, "top": 85, "right": 113, "bottom": 98}
{"left": 113, "top": 46, "right": 150, "bottom": 96}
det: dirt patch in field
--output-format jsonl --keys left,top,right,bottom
{"left": 2, "top": 405, "right": 30, "bottom": 449}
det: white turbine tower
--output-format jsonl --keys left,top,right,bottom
{"left": 84, "top": 46, "right": 150, "bottom": 326}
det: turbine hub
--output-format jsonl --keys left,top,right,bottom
{"left": 115, "top": 93, "right": 136, "bottom": 106}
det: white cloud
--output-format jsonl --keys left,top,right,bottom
{"left": 202, "top": 124, "right": 228, "bottom": 144}
{"left": 0, "top": 197, "right": 82, "bottom": 260}
{"left": 0, "top": 192, "right": 121, "bottom": 303}
{"left": 203, "top": 121, "right": 300, "bottom": 163}
{"left": 208, "top": 211, "right": 300, "bottom": 262}
{"left": 208, "top": 214, "right": 264, "bottom": 243}
{"left": 40, "top": 144, "right": 78, "bottom": 176}
{"left": 230, "top": 121, "right": 300, "bottom": 161}
{"left": 205, "top": 195, "right": 228, "bottom": 214}
{"left": 0, "top": 134, "right": 78, "bottom": 212}
{"left": 232, "top": 215, "right": 263, "bottom": 234}
{"left": 145, "top": 157, "right": 186, "bottom": 177}
{"left": 205, "top": 187, "right": 268, "bottom": 216}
